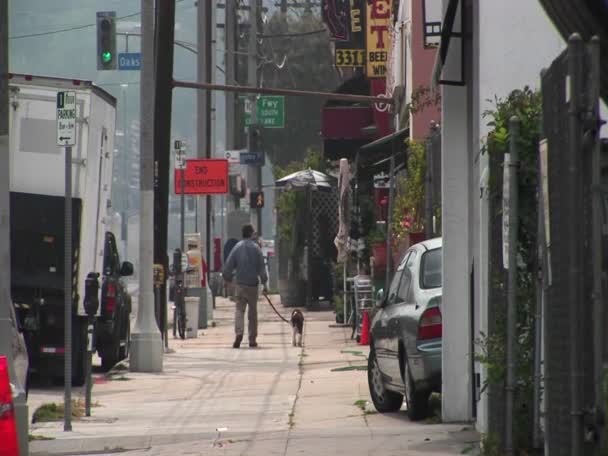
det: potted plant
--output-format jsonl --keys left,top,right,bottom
{"left": 367, "top": 227, "right": 387, "bottom": 277}
{"left": 391, "top": 140, "right": 429, "bottom": 265}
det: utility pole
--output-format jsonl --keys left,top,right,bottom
{"left": 224, "top": 0, "right": 237, "bottom": 251}
{"left": 225, "top": 0, "right": 237, "bottom": 156}
{"left": 131, "top": 0, "right": 163, "bottom": 373}
{"left": 248, "top": 0, "right": 261, "bottom": 235}
{"left": 0, "top": 2, "right": 28, "bottom": 453}
{"left": 198, "top": 0, "right": 213, "bottom": 318}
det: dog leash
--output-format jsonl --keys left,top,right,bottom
{"left": 262, "top": 292, "right": 291, "bottom": 324}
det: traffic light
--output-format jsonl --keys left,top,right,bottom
{"left": 97, "top": 12, "right": 117, "bottom": 70}
{"left": 250, "top": 191, "right": 264, "bottom": 209}
{"left": 247, "top": 125, "right": 263, "bottom": 153}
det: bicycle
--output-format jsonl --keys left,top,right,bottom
{"left": 171, "top": 249, "right": 187, "bottom": 340}
{"left": 173, "top": 277, "right": 186, "bottom": 339}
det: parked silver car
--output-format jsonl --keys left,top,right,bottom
{"left": 367, "top": 237, "right": 442, "bottom": 420}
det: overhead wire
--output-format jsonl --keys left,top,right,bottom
{"left": 258, "top": 28, "right": 326, "bottom": 38}
{"left": 9, "top": 0, "right": 191, "bottom": 40}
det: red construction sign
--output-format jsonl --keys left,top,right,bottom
{"left": 174, "top": 159, "right": 229, "bottom": 194}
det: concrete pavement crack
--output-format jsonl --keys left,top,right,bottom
{"left": 282, "top": 325, "right": 306, "bottom": 456}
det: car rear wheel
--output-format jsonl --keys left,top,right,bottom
{"left": 403, "top": 357, "right": 430, "bottom": 421}
{"left": 101, "top": 344, "right": 119, "bottom": 371}
{"left": 368, "top": 348, "right": 403, "bottom": 413}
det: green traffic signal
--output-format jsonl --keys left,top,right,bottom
{"left": 97, "top": 12, "right": 116, "bottom": 70}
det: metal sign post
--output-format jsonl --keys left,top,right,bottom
{"left": 175, "top": 141, "right": 186, "bottom": 251}
{"left": 57, "top": 90, "right": 76, "bottom": 432}
{"left": 82, "top": 272, "right": 100, "bottom": 418}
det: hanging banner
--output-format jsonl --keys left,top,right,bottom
{"left": 366, "top": 0, "right": 392, "bottom": 78}
{"left": 334, "top": 0, "right": 366, "bottom": 67}
{"left": 322, "top": 0, "right": 351, "bottom": 41}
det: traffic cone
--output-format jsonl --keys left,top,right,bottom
{"left": 360, "top": 310, "right": 370, "bottom": 346}
{"left": 0, "top": 356, "right": 19, "bottom": 456}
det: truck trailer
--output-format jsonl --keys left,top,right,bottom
{"left": 8, "top": 74, "right": 133, "bottom": 384}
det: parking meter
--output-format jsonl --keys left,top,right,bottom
{"left": 173, "top": 248, "right": 183, "bottom": 275}
{"left": 82, "top": 272, "right": 99, "bottom": 417}
{"left": 153, "top": 264, "right": 165, "bottom": 288}
{"left": 153, "top": 264, "right": 166, "bottom": 344}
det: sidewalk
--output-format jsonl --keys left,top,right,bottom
{"left": 29, "top": 295, "right": 479, "bottom": 456}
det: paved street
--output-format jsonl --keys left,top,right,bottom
{"left": 28, "top": 296, "right": 479, "bottom": 456}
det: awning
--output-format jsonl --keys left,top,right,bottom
{"left": 321, "top": 73, "right": 375, "bottom": 161}
{"left": 538, "top": 0, "right": 608, "bottom": 102}
{"left": 324, "top": 138, "right": 372, "bottom": 162}
{"left": 431, "top": 0, "right": 464, "bottom": 87}
{"left": 356, "top": 127, "right": 409, "bottom": 177}
{"left": 360, "top": 126, "right": 409, "bottom": 152}
{"left": 322, "top": 106, "right": 375, "bottom": 140}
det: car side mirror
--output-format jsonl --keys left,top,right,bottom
{"left": 375, "top": 289, "right": 385, "bottom": 307}
{"left": 120, "top": 261, "right": 134, "bottom": 277}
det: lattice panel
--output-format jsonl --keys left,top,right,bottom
{"left": 311, "top": 190, "right": 339, "bottom": 257}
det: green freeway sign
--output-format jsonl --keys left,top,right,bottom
{"left": 243, "top": 96, "right": 285, "bottom": 128}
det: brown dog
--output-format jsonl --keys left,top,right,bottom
{"left": 291, "top": 310, "right": 304, "bottom": 347}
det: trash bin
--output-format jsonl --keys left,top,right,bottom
{"left": 186, "top": 288, "right": 207, "bottom": 330}
{"left": 206, "top": 286, "right": 214, "bottom": 322}
{"left": 185, "top": 297, "right": 199, "bottom": 339}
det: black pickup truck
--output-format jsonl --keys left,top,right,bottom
{"left": 10, "top": 192, "right": 132, "bottom": 384}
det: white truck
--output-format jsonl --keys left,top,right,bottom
{"left": 8, "top": 74, "right": 133, "bottom": 384}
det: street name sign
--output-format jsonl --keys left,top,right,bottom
{"left": 118, "top": 52, "right": 141, "bottom": 70}
{"left": 224, "top": 149, "right": 243, "bottom": 165}
{"left": 243, "top": 96, "right": 285, "bottom": 128}
{"left": 240, "top": 150, "right": 265, "bottom": 166}
{"left": 57, "top": 91, "right": 77, "bottom": 146}
{"left": 174, "top": 159, "right": 229, "bottom": 194}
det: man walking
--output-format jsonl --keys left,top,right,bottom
{"left": 222, "top": 224, "right": 268, "bottom": 348}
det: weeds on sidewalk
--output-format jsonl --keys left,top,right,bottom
{"left": 331, "top": 365, "right": 367, "bottom": 372}
{"left": 340, "top": 350, "right": 367, "bottom": 358}
{"left": 29, "top": 434, "right": 55, "bottom": 441}
{"left": 32, "top": 397, "right": 99, "bottom": 423}
{"left": 288, "top": 412, "right": 295, "bottom": 428}
{"left": 423, "top": 393, "right": 442, "bottom": 424}
{"left": 353, "top": 399, "right": 376, "bottom": 415}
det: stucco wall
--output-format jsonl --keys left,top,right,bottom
{"left": 441, "top": 0, "right": 567, "bottom": 426}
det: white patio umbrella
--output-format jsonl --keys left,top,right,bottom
{"left": 275, "top": 169, "right": 334, "bottom": 191}
{"left": 334, "top": 158, "right": 351, "bottom": 263}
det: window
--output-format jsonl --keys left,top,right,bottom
{"left": 386, "top": 269, "right": 403, "bottom": 305}
{"left": 396, "top": 251, "right": 418, "bottom": 302}
{"left": 396, "top": 269, "right": 412, "bottom": 303}
{"left": 103, "top": 232, "right": 120, "bottom": 276}
{"left": 421, "top": 247, "right": 442, "bottom": 289}
{"left": 386, "top": 252, "right": 409, "bottom": 305}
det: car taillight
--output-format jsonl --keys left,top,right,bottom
{"left": 0, "top": 356, "right": 19, "bottom": 455}
{"left": 105, "top": 282, "right": 117, "bottom": 314}
{"left": 418, "top": 307, "right": 442, "bottom": 340}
